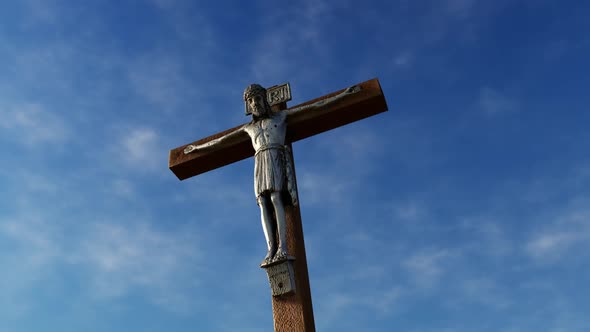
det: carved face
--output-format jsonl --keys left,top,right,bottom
{"left": 248, "top": 93, "right": 267, "bottom": 117}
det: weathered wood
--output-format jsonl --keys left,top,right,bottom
{"left": 169, "top": 78, "right": 388, "bottom": 180}
{"left": 270, "top": 146, "right": 315, "bottom": 332}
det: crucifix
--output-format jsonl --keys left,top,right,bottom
{"left": 169, "top": 78, "right": 387, "bottom": 331}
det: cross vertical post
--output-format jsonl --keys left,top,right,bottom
{"left": 267, "top": 99, "right": 315, "bottom": 331}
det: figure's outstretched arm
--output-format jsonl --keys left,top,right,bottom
{"left": 287, "top": 85, "right": 362, "bottom": 116}
{"left": 184, "top": 125, "right": 246, "bottom": 155}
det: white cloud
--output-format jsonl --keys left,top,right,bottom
{"left": 184, "top": 175, "right": 252, "bottom": 208}
{"left": 460, "top": 219, "right": 513, "bottom": 258}
{"left": 110, "top": 179, "right": 136, "bottom": 197}
{"left": 10, "top": 40, "right": 77, "bottom": 93}
{"left": 0, "top": 102, "right": 68, "bottom": 145}
{"left": 118, "top": 127, "right": 164, "bottom": 171}
{"left": 295, "top": 128, "right": 382, "bottom": 206}
{"left": 298, "top": 169, "right": 352, "bottom": 205}
{"left": 247, "top": 1, "right": 338, "bottom": 83}
{"left": 402, "top": 249, "right": 455, "bottom": 287}
{"left": 459, "top": 277, "right": 510, "bottom": 309}
{"left": 72, "top": 220, "right": 203, "bottom": 312}
{"left": 525, "top": 204, "right": 590, "bottom": 263}
{"left": 444, "top": 0, "right": 477, "bottom": 18}
{"left": 0, "top": 201, "right": 204, "bottom": 315}
{"left": 22, "top": 0, "right": 61, "bottom": 26}
{"left": 0, "top": 216, "right": 61, "bottom": 267}
{"left": 315, "top": 293, "right": 358, "bottom": 329}
{"left": 392, "top": 200, "right": 428, "bottom": 222}
{"left": 479, "top": 87, "right": 518, "bottom": 115}
{"left": 0, "top": 215, "right": 62, "bottom": 318}
{"left": 368, "top": 286, "right": 402, "bottom": 315}
{"left": 127, "top": 55, "right": 190, "bottom": 113}
{"left": 315, "top": 282, "right": 402, "bottom": 329}
{"left": 393, "top": 51, "right": 414, "bottom": 68}
{"left": 22, "top": 173, "right": 60, "bottom": 194}
{"left": 150, "top": 0, "right": 178, "bottom": 10}
{"left": 526, "top": 231, "right": 580, "bottom": 260}
{"left": 321, "top": 128, "right": 380, "bottom": 162}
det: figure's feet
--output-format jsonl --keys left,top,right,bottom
{"left": 272, "top": 247, "right": 288, "bottom": 262}
{"left": 261, "top": 248, "right": 276, "bottom": 266}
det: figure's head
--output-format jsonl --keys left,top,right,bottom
{"left": 244, "top": 84, "right": 271, "bottom": 118}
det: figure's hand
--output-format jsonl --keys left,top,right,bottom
{"left": 184, "top": 144, "right": 197, "bottom": 154}
{"left": 345, "top": 85, "right": 359, "bottom": 94}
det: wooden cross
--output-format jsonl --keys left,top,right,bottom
{"left": 169, "top": 78, "right": 387, "bottom": 331}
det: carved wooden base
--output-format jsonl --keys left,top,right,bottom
{"left": 261, "top": 257, "right": 296, "bottom": 296}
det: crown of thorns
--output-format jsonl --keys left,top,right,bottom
{"left": 243, "top": 84, "right": 267, "bottom": 101}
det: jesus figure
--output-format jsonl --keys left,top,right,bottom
{"left": 184, "top": 83, "right": 359, "bottom": 265}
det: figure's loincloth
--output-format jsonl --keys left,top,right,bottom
{"left": 254, "top": 144, "right": 285, "bottom": 197}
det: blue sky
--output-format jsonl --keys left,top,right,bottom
{"left": 1, "top": 0, "right": 589, "bottom": 331}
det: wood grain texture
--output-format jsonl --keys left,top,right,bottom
{"left": 169, "top": 78, "right": 388, "bottom": 180}
{"left": 271, "top": 147, "right": 315, "bottom": 332}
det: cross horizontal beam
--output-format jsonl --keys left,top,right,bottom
{"left": 169, "top": 78, "right": 388, "bottom": 180}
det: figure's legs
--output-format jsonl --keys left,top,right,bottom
{"left": 258, "top": 194, "right": 276, "bottom": 264}
{"left": 270, "top": 191, "right": 288, "bottom": 261}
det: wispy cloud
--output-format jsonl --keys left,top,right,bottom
{"left": 315, "top": 285, "right": 402, "bottom": 330}
{"left": 21, "top": 0, "right": 59, "bottom": 25}
{"left": 127, "top": 54, "right": 193, "bottom": 113}
{"left": 297, "top": 169, "right": 352, "bottom": 205}
{"left": 184, "top": 177, "right": 252, "bottom": 209}
{"left": 0, "top": 163, "right": 208, "bottom": 315}
{"left": 525, "top": 202, "right": 590, "bottom": 263}
{"left": 402, "top": 248, "right": 456, "bottom": 287}
{"left": 115, "top": 127, "right": 165, "bottom": 172}
{"left": 371, "top": 286, "right": 402, "bottom": 314}
{"left": 109, "top": 178, "right": 136, "bottom": 198}
{"left": 0, "top": 215, "right": 62, "bottom": 318}
{"left": 526, "top": 230, "right": 586, "bottom": 262}
{"left": 459, "top": 277, "right": 511, "bottom": 310}
{"left": 392, "top": 51, "right": 414, "bottom": 68}
{"left": 460, "top": 219, "right": 513, "bottom": 258}
{"left": 479, "top": 87, "right": 518, "bottom": 115}
{"left": 248, "top": 0, "right": 341, "bottom": 84}
{"left": 316, "top": 127, "right": 381, "bottom": 163}
{"left": 149, "top": 0, "right": 178, "bottom": 10}
{"left": 296, "top": 127, "right": 383, "bottom": 206}
{"left": 391, "top": 199, "right": 429, "bottom": 223}
{"left": 0, "top": 216, "right": 61, "bottom": 267}
{"left": 0, "top": 102, "right": 68, "bottom": 146}
{"left": 444, "top": 0, "right": 477, "bottom": 18}
{"left": 76, "top": 221, "right": 201, "bottom": 306}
